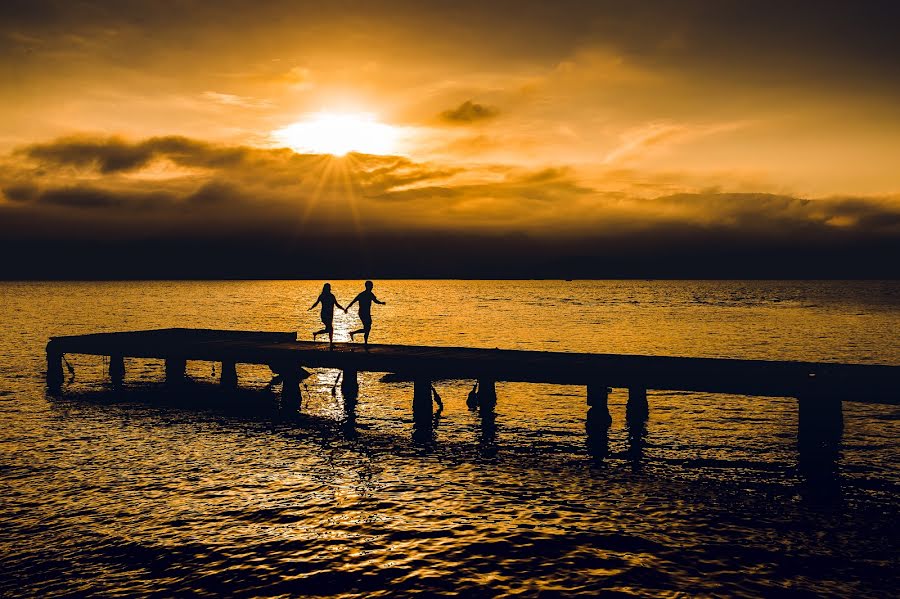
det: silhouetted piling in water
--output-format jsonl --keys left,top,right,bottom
{"left": 165, "top": 357, "right": 186, "bottom": 386}
{"left": 798, "top": 394, "right": 843, "bottom": 448}
{"left": 221, "top": 361, "right": 238, "bottom": 389}
{"left": 626, "top": 387, "right": 649, "bottom": 422}
{"left": 586, "top": 425, "right": 609, "bottom": 463}
{"left": 413, "top": 378, "right": 433, "bottom": 439}
{"left": 44, "top": 328, "right": 900, "bottom": 467}
{"left": 586, "top": 383, "right": 612, "bottom": 429}
{"left": 47, "top": 350, "right": 64, "bottom": 393}
{"left": 476, "top": 379, "right": 497, "bottom": 411}
{"left": 797, "top": 388, "right": 843, "bottom": 491}
{"left": 109, "top": 355, "right": 125, "bottom": 387}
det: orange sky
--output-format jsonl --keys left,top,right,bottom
{"left": 1, "top": 1, "right": 899, "bottom": 277}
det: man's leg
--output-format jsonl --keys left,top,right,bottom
{"left": 362, "top": 317, "right": 372, "bottom": 345}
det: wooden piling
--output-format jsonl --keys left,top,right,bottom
{"left": 282, "top": 369, "right": 301, "bottom": 411}
{"left": 797, "top": 389, "right": 843, "bottom": 481}
{"left": 47, "top": 349, "right": 63, "bottom": 392}
{"left": 109, "top": 355, "right": 125, "bottom": 387}
{"left": 477, "top": 378, "right": 497, "bottom": 411}
{"left": 626, "top": 386, "right": 649, "bottom": 422}
{"left": 413, "top": 378, "right": 433, "bottom": 419}
{"left": 798, "top": 393, "right": 843, "bottom": 448}
{"left": 165, "top": 357, "right": 186, "bottom": 385}
{"left": 221, "top": 361, "right": 237, "bottom": 389}
{"left": 586, "top": 383, "right": 612, "bottom": 428}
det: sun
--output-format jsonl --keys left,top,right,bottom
{"left": 272, "top": 111, "right": 399, "bottom": 156}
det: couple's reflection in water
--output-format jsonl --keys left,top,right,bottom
{"left": 340, "top": 389, "right": 360, "bottom": 441}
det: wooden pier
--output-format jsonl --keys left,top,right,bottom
{"left": 46, "top": 328, "right": 899, "bottom": 452}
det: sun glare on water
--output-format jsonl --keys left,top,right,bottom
{"left": 272, "top": 112, "right": 399, "bottom": 156}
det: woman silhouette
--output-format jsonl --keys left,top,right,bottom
{"left": 308, "top": 283, "right": 345, "bottom": 345}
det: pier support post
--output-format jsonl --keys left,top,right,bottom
{"left": 586, "top": 383, "right": 612, "bottom": 429}
{"left": 221, "top": 361, "right": 238, "bottom": 389}
{"left": 586, "top": 383, "right": 610, "bottom": 460}
{"left": 412, "top": 378, "right": 434, "bottom": 442}
{"left": 165, "top": 357, "right": 186, "bottom": 386}
{"left": 413, "top": 378, "right": 433, "bottom": 422}
{"left": 797, "top": 392, "right": 843, "bottom": 490}
{"left": 109, "top": 355, "right": 125, "bottom": 387}
{"left": 282, "top": 370, "right": 301, "bottom": 411}
{"left": 477, "top": 378, "right": 497, "bottom": 412}
{"left": 797, "top": 393, "right": 843, "bottom": 461}
{"left": 341, "top": 368, "right": 359, "bottom": 400}
{"left": 626, "top": 387, "right": 649, "bottom": 423}
{"left": 47, "top": 349, "right": 63, "bottom": 392}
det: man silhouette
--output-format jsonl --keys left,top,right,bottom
{"left": 347, "top": 280, "right": 386, "bottom": 346}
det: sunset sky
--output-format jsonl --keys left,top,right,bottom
{"left": 2, "top": 0, "right": 899, "bottom": 277}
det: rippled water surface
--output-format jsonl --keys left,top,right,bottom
{"left": 2, "top": 280, "right": 899, "bottom": 597}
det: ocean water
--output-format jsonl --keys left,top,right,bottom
{"left": 1, "top": 280, "right": 898, "bottom": 597}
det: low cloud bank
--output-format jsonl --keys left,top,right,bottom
{"left": 2, "top": 135, "right": 898, "bottom": 278}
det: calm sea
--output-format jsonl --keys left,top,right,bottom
{"left": 1, "top": 280, "right": 898, "bottom": 597}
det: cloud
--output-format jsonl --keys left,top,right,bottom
{"left": 603, "top": 121, "right": 749, "bottom": 165}
{"left": 3, "top": 133, "right": 900, "bottom": 277}
{"left": 440, "top": 100, "right": 499, "bottom": 124}
{"left": 36, "top": 186, "right": 174, "bottom": 210}
{"left": 201, "top": 91, "right": 273, "bottom": 109}
{"left": 2, "top": 183, "right": 38, "bottom": 203}
{"left": 20, "top": 135, "right": 256, "bottom": 174}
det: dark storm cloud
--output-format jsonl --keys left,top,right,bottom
{"left": 2, "top": 183, "right": 38, "bottom": 203}
{"left": 25, "top": 137, "right": 159, "bottom": 174}
{"left": 2, "top": 134, "right": 900, "bottom": 278}
{"left": 647, "top": 193, "right": 900, "bottom": 235}
{"left": 440, "top": 101, "right": 499, "bottom": 124}
{"left": 22, "top": 136, "right": 251, "bottom": 174}
{"left": 8, "top": 136, "right": 900, "bottom": 231}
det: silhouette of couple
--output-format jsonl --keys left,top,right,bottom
{"left": 309, "top": 281, "right": 385, "bottom": 346}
